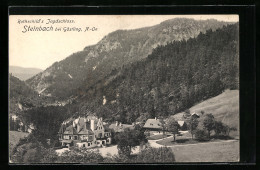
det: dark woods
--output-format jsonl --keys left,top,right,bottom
{"left": 76, "top": 24, "right": 239, "bottom": 123}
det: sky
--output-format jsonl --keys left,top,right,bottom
{"left": 9, "top": 15, "right": 239, "bottom": 70}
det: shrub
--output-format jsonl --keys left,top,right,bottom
{"left": 187, "top": 116, "right": 199, "bottom": 139}
{"left": 203, "top": 114, "right": 215, "bottom": 137}
{"left": 12, "top": 141, "right": 46, "bottom": 163}
{"left": 166, "top": 118, "right": 180, "bottom": 142}
{"left": 115, "top": 128, "right": 147, "bottom": 157}
{"left": 214, "top": 121, "right": 226, "bottom": 136}
{"left": 176, "top": 139, "right": 189, "bottom": 143}
{"left": 135, "top": 147, "right": 175, "bottom": 163}
{"left": 41, "top": 148, "right": 59, "bottom": 163}
{"left": 104, "top": 154, "right": 132, "bottom": 163}
{"left": 56, "top": 147, "right": 104, "bottom": 163}
{"left": 195, "top": 129, "right": 209, "bottom": 141}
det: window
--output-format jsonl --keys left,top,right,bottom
{"left": 83, "top": 144, "right": 85, "bottom": 147}
{"left": 69, "top": 136, "right": 72, "bottom": 139}
{"left": 74, "top": 136, "right": 78, "bottom": 140}
{"left": 88, "top": 143, "right": 90, "bottom": 146}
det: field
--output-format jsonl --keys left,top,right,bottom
{"left": 171, "top": 89, "right": 239, "bottom": 138}
{"left": 9, "top": 131, "right": 29, "bottom": 156}
{"left": 171, "top": 140, "right": 239, "bottom": 162}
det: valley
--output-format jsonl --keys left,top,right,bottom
{"left": 9, "top": 17, "right": 239, "bottom": 163}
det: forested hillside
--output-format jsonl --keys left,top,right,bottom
{"left": 73, "top": 23, "right": 239, "bottom": 123}
{"left": 26, "top": 18, "right": 231, "bottom": 99}
{"left": 9, "top": 74, "right": 53, "bottom": 115}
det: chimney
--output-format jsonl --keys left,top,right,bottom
{"left": 155, "top": 117, "right": 157, "bottom": 120}
{"left": 77, "top": 122, "right": 80, "bottom": 132}
{"left": 119, "top": 122, "right": 122, "bottom": 126}
{"left": 62, "top": 124, "right": 66, "bottom": 134}
{"left": 115, "top": 121, "right": 118, "bottom": 126}
{"left": 63, "top": 124, "right": 66, "bottom": 132}
{"left": 91, "top": 119, "right": 95, "bottom": 131}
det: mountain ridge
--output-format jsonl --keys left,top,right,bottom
{"left": 9, "top": 66, "right": 43, "bottom": 81}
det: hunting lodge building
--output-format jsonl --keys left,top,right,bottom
{"left": 58, "top": 116, "right": 111, "bottom": 148}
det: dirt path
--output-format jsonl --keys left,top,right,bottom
{"left": 150, "top": 138, "right": 238, "bottom": 148}
{"left": 148, "top": 135, "right": 173, "bottom": 148}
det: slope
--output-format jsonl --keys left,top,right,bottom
{"left": 71, "top": 23, "right": 239, "bottom": 124}
{"left": 26, "top": 18, "right": 231, "bottom": 99}
{"left": 171, "top": 89, "right": 239, "bottom": 134}
{"left": 9, "top": 74, "right": 52, "bottom": 115}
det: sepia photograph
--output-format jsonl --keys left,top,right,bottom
{"left": 9, "top": 14, "right": 240, "bottom": 164}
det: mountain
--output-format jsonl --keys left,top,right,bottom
{"left": 9, "top": 74, "right": 53, "bottom": 115}
{"left": 9, "top": 66, "right": 43, "bottom": 81}
{"left": 26, "top": 18, "right": 232, "bottom": 99}
{"left": 70, "top": 23, "right": 239, "bottom": 124}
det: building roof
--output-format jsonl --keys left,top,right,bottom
{"left": 86, "top": 115, "right": 98, "bottom": 120}
{"left": 191, "top": 112, "right": 200, "bottom": 118}
{"left": 103, "top": 124, "right": 112, "bottom": 132}
{"left": 59, "top": 116, "right": 109, "bottom": 135}
{"left": 109, "top": 123, "right": 134, "bottom": 133}
{"left": 177, "top": 121, "right": 185, "bottom": 127}
{"left": 143, "top": 118, "right": 163, "bottom": 130}
{"left": 78, "top": 128, "right": 94, "bottom": 135}
{"left": 63, "top": 125, "right": 78, "bottom": 134}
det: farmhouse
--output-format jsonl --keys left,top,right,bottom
{"left": 177, "top": 120, "right": 188, "bottom": 131}
{"left": 58, "top": 116, "right": 111, "bottom": 148}
{"left": 191, "top": 112, "right": 200, "bottom": 118}
{"left": 143, "top": 117, "right": 164, "bottom": 134}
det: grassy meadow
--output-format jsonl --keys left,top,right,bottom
{"left": 172, "top": 89, "right": 239, "bottom": 138}
{"left": 171, "top": 140, "right": 239, "bottom": 162}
